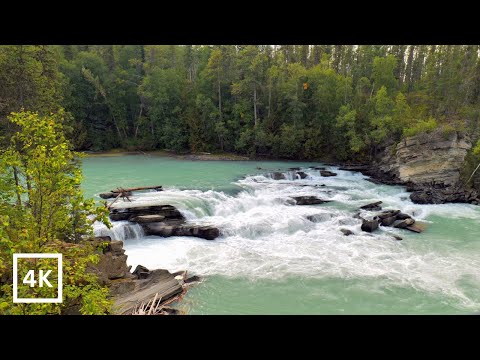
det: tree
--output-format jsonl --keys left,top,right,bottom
{"left": 0, "top": 110, "right": 111, "bottom": 315}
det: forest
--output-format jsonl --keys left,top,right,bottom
{"left": 1, "top": 45, "right": 480, "bottom": 161}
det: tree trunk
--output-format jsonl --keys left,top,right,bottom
{"left": 218, "top": 70, "right": 222, "bottom": 120}
{"left": 253, "top": 82, "right": 258, "bottom": 126}
{"left": 13, "top": 167, "right": 22, "bottom": 206}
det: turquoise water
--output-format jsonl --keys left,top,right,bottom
{"left": 82, "top": 155, "right": 480, "bottom": 314}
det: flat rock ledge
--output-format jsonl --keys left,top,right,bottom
{"left": 109, "top": 205, "right": 220, "bottom": 240}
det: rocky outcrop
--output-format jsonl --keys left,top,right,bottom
{"left": 353, "top": 131, "right": 479, "bottom": 204}
{"left": 109, "top": 204, "right": 220, "bottom": 240}
{"left": 87, "top": 237, "right": 188, "bottom": 315}
{"left": 296, "top": 171, "right": 308, "bottom": 179}
{"left": 113, "top": 267, "right": 184, "bottom": 315}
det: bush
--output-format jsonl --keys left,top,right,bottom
{"left": 402, "top": 117, "right": 438, "bottom": 138}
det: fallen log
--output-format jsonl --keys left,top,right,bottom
{"left": 100, "top": 186, "right": 163, "bottom": 199}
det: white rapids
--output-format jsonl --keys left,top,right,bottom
{"left": 93, "top": 166, "right": 480, "bottom": 310}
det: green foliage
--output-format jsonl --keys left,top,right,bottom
{"left": 0, "top": 111, "right": 111, "bottom": 315}
{"left": 403, "top": 117, "right": 438, "bottom": 138}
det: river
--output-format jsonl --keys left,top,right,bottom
{"left": 83, "top": 155, "right": 480, "bottom": 314}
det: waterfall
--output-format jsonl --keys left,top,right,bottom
{"left": 94, "top": 220, "right": 144, "bottom": 241}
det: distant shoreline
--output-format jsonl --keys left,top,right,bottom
{"left": 81, "top": 149, "right": 336, "bottom": 163}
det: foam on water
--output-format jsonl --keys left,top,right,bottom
{"left": 94, "top": 166, "right": 480, "bottom": 311}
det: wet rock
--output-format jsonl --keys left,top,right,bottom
{"left": 359, "top": 201, "right": 383, "bottom": 211}
{"left": 405, "top": 222, "right": 427, "bottom": 233}
{"left": 393, "top": 218, "right": 415, "bottom": 229}
{"left": 130, "top": 214, "right": 166, "bottom": 223}
{"left": 143, "top": 223, "right": 220, "bottom": 240}
{"left": 184, "top": 275, "right": 201, "bottom": 284}
{"left": 396, "top": 212, "right": 412, "bottom": 220}
{"left": 320, "top": 170, "right": 337, "bottom": 177}
{"left": 340, "top": 228, "right": 354, "bottom": 236}
{"left": 109, "top": 205, "right": 185, "bottom": 222}
{"left": 271, "top": 172, "right": 286, "bottom": 180}
{"left": 361, "top": 218, "right": 379, "bottom": 232}
{"left": 392, "top": 235, "right": 403, "bottom": 241}
{"left": 296, "top": 171, "right": 308, "bottom": 179}
{"left": 310, "top": 166, "right": 326, "bottom": 170}
{"left": 288, "top": 167, "right": 301, "bottom": 171}
{"left": 377, "top": 210, "right": 400, "bottom": 219}
{"left": 380, "top": 216, "right": 397, "bottom": 226}
{"left": 291, "top": 196, "right": 331, "bottom": 205}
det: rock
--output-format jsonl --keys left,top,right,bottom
{"left": 108, "top": 240, "right": 125, "bottom": 256}
{"left": 396, "top": 212, "right": 412, "bottom": 220}
{"left": 377, "top": 210, "right": 400, "bottom": 219}
{"left": 359, "top": 201, "right": 383, "bottom": 211}
{"left": 380, "top": 216, "right": 397, "bottom": 226}
{"left": 130, "top": 214, "right": 166, "bottom": 223}
{"left": 370, "top": 131, "right": 474, "bottom": 204}
{"left": 96, "top": 252, "right": 129, "bottom": 281}
{"left": 271, "top": 172, "right": 286, "bottom": 180}
{"left": 339, "top": 165, "right": 370, "bottom": 172}
{"left": 296, "top": 171, "right": 308, "bottom": 179}
{"left": 291, "top": 196, "right": 331, "bottom": 205}
{"left": 340, "top": 228, "right": 354, "bottom": 236}
{"left": 109, "top": 205, "right": 185, "bottom": 222}
{"left": 320, "top": 170, "right": 337, "bottom": 177}
{"left": 132, "top": 265, "right": 151, "bottom": 279}
{"left": 143, "top": 223, "right": 220, "bottom": 240}
{"left": 184, "top": 275, "right": 201, "bottom": 284}
{"left": 393, "top": 218, "right": 415, "bottom": 229}
{"left": 311, "top": 166, "right": 326, "bottom": 170}
{"left": 392, "top": 235, "right": 403, "bottom": 241}
{"left": 361, "top": 218, "right": 379, "bottom": 232}
{"left": 109, "top": 278, "right": 137, "bottom": 296}
{"left": 114, "top": 269, "right": 184, "bottom": 315}
{"left": 288, "top": 167, "right": 301, "bottom": 171}
{"left": 405, "top": 222, "right": 428, "bottom": 233}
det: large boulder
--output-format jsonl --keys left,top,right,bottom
{"left": 380, "top": 216, "right": 397, "bottom": 226}
{"left": 361, "top": 218, "right": 379, "bottom": 232}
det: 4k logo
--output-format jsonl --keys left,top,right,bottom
{"left": 13, "top": 254, "right": 63, "bottom": 303}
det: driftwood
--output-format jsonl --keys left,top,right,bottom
{"left": 100, "top": 186, "right": 163, "bottom": 199}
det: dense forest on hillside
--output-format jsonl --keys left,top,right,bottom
{"left": 1, "top": 45, "right": 480, "bottom": 161}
